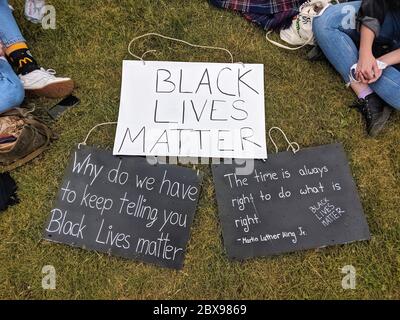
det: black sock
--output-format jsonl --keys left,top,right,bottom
{"left": 8, "top": 48, "right": 40, "bottom": 75}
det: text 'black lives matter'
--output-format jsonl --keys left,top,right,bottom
{"left": 43, "top": 146, "right": 202, "bottom": 269}
{"left": 212, "top": 143, "right": 370, "bottom": 260}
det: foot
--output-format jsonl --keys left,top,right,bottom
{"left": 350, "top": 93, "right": 392, "bottom": 137}
{"left": 19, "top": 68, "right": 74, "bottom": 98}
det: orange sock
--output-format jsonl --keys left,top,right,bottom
{"left": 5, "top": 42, "right": 28, "bottom": 56}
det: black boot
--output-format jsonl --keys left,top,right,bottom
{"left": 350, "top": 93, "right": 392, "bottom": 137}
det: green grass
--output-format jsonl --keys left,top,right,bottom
{"left": 1, "top": 0, "right": 399, "bottom": 300}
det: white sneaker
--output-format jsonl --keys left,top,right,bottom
{"left": 19, "top": 68, "right": 74, "bottom": 98}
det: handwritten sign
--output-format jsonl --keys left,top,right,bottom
{"left": 43, "top": 146, "right": 202, "bottom": 269}
{"left": 212, "top": 143, "right": 370, "bottom": 260}
{"left": 113, "top": 60, "right": 267, "bottom": 159}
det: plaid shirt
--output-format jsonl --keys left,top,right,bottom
{"left": 210, "top": 0, "right": 305, "bottom": 15}
{"left": 210, "top": 0, "right": 306, "bottom": 30}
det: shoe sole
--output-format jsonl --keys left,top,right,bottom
{"left": 369, "top": 106, "right": 392, "bottom": 137}
{"left": 25, "top": 79, "right": 74, "bottom": 99}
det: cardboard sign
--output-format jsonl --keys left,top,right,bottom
{"left": 43, "top": 146, "right": 202, "bottom": 269}
{"left": 113, "top": 60, "right": 267, "bottom": 159}
{"left": 212, "top": 143, "right": 370, "bottom": 260}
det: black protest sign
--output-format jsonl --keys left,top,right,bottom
{"left": 212, "top": 143, "right": 370, "bottom": 260}
{"left": 43, "top": 146, "right": 202, "bottom": 269}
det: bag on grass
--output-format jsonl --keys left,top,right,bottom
{"left": 0, "top": 108, "right": 55, "bottom": 172}
{"left": 266, "top": 0, "right": 337, "bottom": 50}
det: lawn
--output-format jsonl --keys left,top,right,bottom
{"left": 0, "top": 0, "right": 399, "bottom": 300}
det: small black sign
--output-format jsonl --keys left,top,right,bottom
{"left": 212, "top": 143, "right": 370, "bottom": 260}
{"left": 43, "top": 146, "right": 202, "bottom": 269}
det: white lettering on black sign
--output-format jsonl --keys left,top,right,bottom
{"left": 43, "top": 146, "right": 202, "bottom": 270}
{"left": 212, "top": 143, "right": 370, "bottom": 260}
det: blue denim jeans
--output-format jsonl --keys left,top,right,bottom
{"left": 313, "top": 1, "right": 400, "bottom": 110}
{"left": 0, "top": 58, "right": 24, "bottom": 113}
{"left": 0, "top": 0, "right": 25, "bottom": 112}
{"left": 0, "top": 0, "right": 26, "bottom": 47}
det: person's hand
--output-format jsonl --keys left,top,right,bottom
{"left": 356, "top": 52, "right": 382, "bottom": 84}
{"left": 0, "top": 42, "right": 4, "bottom": 57}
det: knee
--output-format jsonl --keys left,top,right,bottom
{"left": 313, "top": 3, "right": 357, "bottom": 40}
{"left": 313, "top": 5, "right": 346, "bottom": 39}
{"left": 0, "top": 79, "right": 25, "bottom": 113}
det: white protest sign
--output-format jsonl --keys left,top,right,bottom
{"left": 113, "top": 60, "right": 267, "bottom": 159}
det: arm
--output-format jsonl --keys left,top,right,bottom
{"left": 357, "top": 25, "right": 381, "bottom": 83}
{"left": 379, "top": 48, "right": 400, "bottom": 66}
{"left": 355, "top": 0, "right": 389, "bottom": 83}
{"left": 359, "top": 24, "right": 375, "bottom": 56}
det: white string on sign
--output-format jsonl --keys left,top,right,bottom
{"left": 78, "top": 122, "right": 118, "bottom": 149}
{"left": 268, "top": 126, "right": 300, "bottom": 154}
{"left": 127, "top": 32, "right": 235, "bottom": 64}
{"left": 78, "top": 34, "right": 236, "bottom": 150}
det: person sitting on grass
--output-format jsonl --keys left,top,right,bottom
{"left": 313, "top": 0, "right": 400, "bottom": 137}
{"left": 0, "top": 0, "right": 73, "bottom": 114}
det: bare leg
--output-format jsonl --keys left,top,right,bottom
{"left": 350, "top": 82, "right": 371, "bottom": 97}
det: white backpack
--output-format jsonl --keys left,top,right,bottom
{"left": 266, "top": 0, "right": 337, "bottom": 50}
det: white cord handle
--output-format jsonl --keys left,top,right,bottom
{"left": 268, "top": 127, "right": 300, "bottom": 154}
{"left": 128, "top": 32, "right": 234, "bottom": 63}
{"left": 78, "top": 122, "right": 117, "bottom": 149}
{"left": 266, "top": 31, "right": 314, "bottom": 51}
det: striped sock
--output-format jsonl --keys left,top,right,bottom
{"left": 6, "top": 42, "right": 39, "bottom": 75}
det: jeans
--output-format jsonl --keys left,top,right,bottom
{"left": 0, "top": 0, "right": 25, "bottom": 113}
{"left": 313, "top": 1, "right": 400, "bottom": 110}
{"left": 0, "top": 0, "right": 26, "bottom": 47}
{"left": 0, "top": 58, "right": 24, "bottom": 113}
